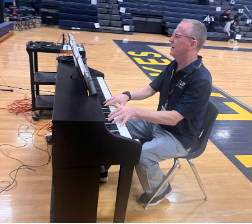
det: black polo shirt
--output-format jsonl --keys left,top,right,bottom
{"left": 149, "top": 56, "right": 212, "bottom": 151}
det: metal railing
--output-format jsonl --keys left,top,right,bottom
{"left": 243, "top": 11, "right": 249, "bottom": 19}
{"left": 244, "top": 5, "right": 252, "bottom": 19}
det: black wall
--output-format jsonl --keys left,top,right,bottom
{"left": 0, "top": 0, "right": 4, "bottom": 23}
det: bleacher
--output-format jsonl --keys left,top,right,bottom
{"left": 209, "top": 0, "right": 252, "bottom": 41}
{"left": 160, "top": 0, "right": 252, "bottom": 42}
{"left": 3, "top": 0, "right": 250, "bottom": 42}
{"left": 41, "top": 0, "right": 134, "bottom": 34}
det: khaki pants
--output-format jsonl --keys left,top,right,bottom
{"left": 126, "top": 118, "right": 189, "bottom": 197}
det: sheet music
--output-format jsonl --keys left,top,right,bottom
{"left": 68, "top": 32, "right": 97, "bottom": 95}
{"left": 69, "top": 33, "right": 88, "bottom": 79}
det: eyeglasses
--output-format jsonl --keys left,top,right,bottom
{"left": 172, "top": 33, "right": 195, "bottom": 40}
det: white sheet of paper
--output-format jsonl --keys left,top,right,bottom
{"left": 124, "top": 25, "right": 130, "bottom": 31}
{"left": 94, "top": 23, "right": 100, "bottom": 28}
{"left": 120, "top": 7, "right": 126, "bottom": 13}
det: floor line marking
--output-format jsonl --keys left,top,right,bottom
{"left": 213, "top": 85, "right": 252, "bottom": 112}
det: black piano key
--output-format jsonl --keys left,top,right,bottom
{"left": 105, "top": 125, "right": 118, "bottom": 131}
{"left": 112, "top": 131, "right": 120, "bottom": 134}
{"left": 106, "top": 127, "right": 118, "bottom": 131}
{"left": 111, "top": 132, "right": 121, "bottom": 137}
{"left": 105, "top": 123, "right": 117, "bottom": 128}
{"left": 105, "top": 119, "right": 113, "bottom": 123}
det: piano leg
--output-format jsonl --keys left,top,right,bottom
{"left": 114, "top": 165, "right": 135, "bottom": 223}
{"left": 52, "top": 166, "right": 101, "bottom": 223}
{"left": 50, "top": 181, "right": 54, "bottom": 223}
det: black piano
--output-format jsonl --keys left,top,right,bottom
{"left": 50, "top": 60, "right": 142, "bottom": 223}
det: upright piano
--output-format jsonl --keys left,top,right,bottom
{"left": 51, "top": 61, "right": 142, "bottom": 223}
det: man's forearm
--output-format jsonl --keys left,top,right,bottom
{"left": 134, "top": 108, "right": 183, "bottom": 126}
{"left": 130, "top": 85, "right": 156, "bottom": 100}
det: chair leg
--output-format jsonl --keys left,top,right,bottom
{"left": 16, "top": 21, "right": 22, "bottom": 31}
{"left": 21, "top": 20, "right": 26, "bottom": 29}
{"left": 187, "top": 159, "right": 208, "bottom": 200}
{"left": 178, "top": 159, "right": 182, "bottom": 169}
{"left": 38, "top": 18, "right": 42, "bottom": 26}
{"left": 30, "top": 19, "right": 36, "bottom": 28}
{"left": 143, "top": 158, "right": 179, "bottom": 209}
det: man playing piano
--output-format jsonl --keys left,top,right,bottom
{"left": 105, "top": 19, "right": 212, "bottom": 206}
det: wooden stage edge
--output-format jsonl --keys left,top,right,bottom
{"left": 0, "top": 30, "right": 14, "bottom": 43}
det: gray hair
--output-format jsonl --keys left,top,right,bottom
{"left": 181, "top": 19, "right": 207, "bottom": 51}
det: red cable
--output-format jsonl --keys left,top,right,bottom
{"left": 0, "top": 94, "right": 52, "bottom": 136}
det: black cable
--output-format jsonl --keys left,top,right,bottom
{"left": 56, "top": 33, "right": 63, "bottom": 44}
{"left": 0, "top": 89, "right": 13, "bottom": 92}
{"left": 0, "top": 75, "right": 13, "bottom": 92}
{"left": 0, "top": 35, "right": 68, "bottom": 192}
{"left": 0, "top": 121, "right": 51, "bottom": 194}
{"left": 0, "top": 84, "right": 55, "bottom": 94}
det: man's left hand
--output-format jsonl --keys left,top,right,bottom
{"left": 108, "top": 105, "right": 137, "bottom": 127}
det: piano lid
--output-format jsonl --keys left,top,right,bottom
{"left": 53, "top": 62, "right": 106, "bottom": 122}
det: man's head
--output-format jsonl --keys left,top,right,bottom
{"left": 169, "top": 19, "right": 207, "bottom": 59}
{"left": 225, "top": 10, "right": 231, "bottom": 14}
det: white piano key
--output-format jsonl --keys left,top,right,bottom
{"left": 96, "top": 77, "right": 132, "bottom": 139}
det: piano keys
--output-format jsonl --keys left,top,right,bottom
{"left": 93, "top": 77, "right": 132, "bottom": 139}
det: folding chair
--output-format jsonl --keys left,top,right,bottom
{"left": 143, "top": 101, "right": 219, "bottom": 209}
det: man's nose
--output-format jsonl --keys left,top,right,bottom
{"left": 169, "top": 35, "right": 173, "bottom": 43}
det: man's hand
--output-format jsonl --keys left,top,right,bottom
{"left": 228, "top": 33, "right": 230, "bottom": 36}
{"left": 104, "top": 94, "right": 129, "bottom": 106}
{"left": 108, "top": 105, "right": 137, "bottom": 127}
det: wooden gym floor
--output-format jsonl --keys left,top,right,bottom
{"left": 0, "top": 27, "right": 252, "bottom": 222}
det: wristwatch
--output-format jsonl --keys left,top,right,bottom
{"left": 122, "top": 91, "right": 131, "bottom": 101}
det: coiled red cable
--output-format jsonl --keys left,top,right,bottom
{"left": 0, "top": 94, "right": 52, "bottom": 136}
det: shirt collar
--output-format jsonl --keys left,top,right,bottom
{"left": 173, "top": 56, "right": 202, "bottom": 74}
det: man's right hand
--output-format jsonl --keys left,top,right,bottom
{"left": 104, "top": 94, "right": 129, "bottom": 106}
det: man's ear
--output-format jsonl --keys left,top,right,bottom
{"left": 189, "top": 40, "right": 198, "bottom": 50}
